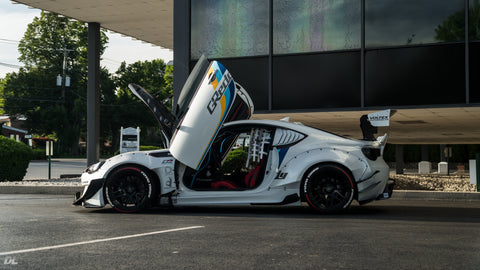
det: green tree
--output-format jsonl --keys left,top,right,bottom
{"left": 1, "top": 11, "right": 109, "bottom": 155}
{"left": 0, "top": 78, "right": 5, "bottom": 114}
{"left": 115, "top": 59, "right": 169, "bottom": 101}
{"left": 98, "top": 59, "right": 172, "bottom": 153}
{"left": 164, "top": 64, "right": 174, "bottom": 97}
{"left": 435, "top": 9, "right": 465, "bottom": 42}
{"left": 435, "top": 0, "right": 480, "bottom": 42}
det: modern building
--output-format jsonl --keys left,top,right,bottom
{"left": 10, "top": 0, "right": 480, "bottom": 165}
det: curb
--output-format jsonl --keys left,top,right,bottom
{"left": 0, "top": 185, "right": 479, "bottom": 201}
{"left": 0, "top": 186, "right": 83, "bottom": 195}
{"left": 391, "top": 190, "right": 480, "bottom": 201}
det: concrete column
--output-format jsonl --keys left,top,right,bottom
{"left": 173, "top": 0, "right": 190, "bottom": 115}
{"left": 87, "top": 22, "right": 100, "bottom": 166}
{"left": 396, "top": 144, "right": 404, "bottom": 174}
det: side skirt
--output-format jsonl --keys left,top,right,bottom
{"left": 250, "top": 193, "right": 300, "bottom": 206}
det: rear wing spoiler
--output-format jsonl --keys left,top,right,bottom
{"left": 360, "top": 109, "right": 396, "bottom": 141}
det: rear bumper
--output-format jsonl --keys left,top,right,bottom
{"left": 376, "top": 179, "right": 395, "bottom": 200}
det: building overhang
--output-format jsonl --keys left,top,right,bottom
{"left": 254, "top": 106, "right": 480, "bottom": 144}
{"left": 12, "top": 0, "right": 174, "bottom": 49}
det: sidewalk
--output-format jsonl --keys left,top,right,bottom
{"left": 0, "top": 158, "right": 86, "bottom": 195}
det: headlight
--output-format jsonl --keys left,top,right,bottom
{"left": 362, "top": 147, "right": 381, "bottom": 161}
{"left": 83, "top": 161, "right": 105, "bottom": 174}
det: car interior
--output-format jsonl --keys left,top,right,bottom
{"left": 182, "top": 126, "right": 274, "bottom": 191}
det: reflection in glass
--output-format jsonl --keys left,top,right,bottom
{"left": 366, "top": 0, "right": 465, "bottom": 47}
{"left": 273, "top": 0, "right": 360, "bottom": 54}
{"left": 191, "top": 0, "right": 269, "bottom": 59}
{"left": 470, "top": 0, "right": 480, "bottom": 40}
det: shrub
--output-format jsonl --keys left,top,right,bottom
{"left": 31, "top": 148, "right": 47, "bottom": 160}
{"left": 140, "top": 145, "right": 163, "bottom": 151}
{"left": 0, "top": 136, "right": 33, "bottom": 182}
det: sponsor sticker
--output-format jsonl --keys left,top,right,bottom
{"left": 368, "top": 109, "right": 391, "bottom": 127}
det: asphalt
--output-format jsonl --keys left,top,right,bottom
{"left": 2, "top": 196, "right": 479, "bottom": 269}
{"left": 0, "top": 159, "right": 479, "bottom": 201}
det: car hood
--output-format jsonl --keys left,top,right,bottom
{"left": 129, "top": 56, "right": 254, "bottom": 170}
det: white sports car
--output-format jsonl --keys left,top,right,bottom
{"left": 74, "top": 56, "right": 394, "bottom": 213}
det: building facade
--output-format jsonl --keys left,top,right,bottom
{"left": 174, "top": 0, "right": 480, "bottom": 112}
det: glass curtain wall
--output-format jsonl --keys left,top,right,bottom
{"left": 366, "top": 0, "right": 465, "bottom": 47}
{"left": 273, "top": 0, "right": 360, "bottom": 54}
{"left": 272, "top": 0, "right": 361, "bottom": 109}
{"left": 365, "top": 0, "right": 466, "bottom": 106}
{"left": 470, "top": 0, "right": 480, "bottom": 102}
{"left": 190, "top": 0, "right": 270, "bottom": 109}
{"left": 190, "top": 0, "right": 269, "bottom": 59}
{"left": 190, "top": 0, "right": 475, "bottom": 110}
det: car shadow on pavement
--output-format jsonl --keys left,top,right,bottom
{"left": 78, "top": 201, "right": 480, "bottom": 224}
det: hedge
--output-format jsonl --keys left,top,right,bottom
{"left": 0, "top": 136, "right": 33, "bottom": 182}
{"left": 31, "top": 148, "right": 47, "bottom": 160}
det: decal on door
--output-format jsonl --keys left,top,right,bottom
{"left": 169, "top": 61, "right": 237, "bottom": 170}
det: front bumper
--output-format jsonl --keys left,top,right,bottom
{"left": 73, "top": 178, "right": 105, "bottom": 206}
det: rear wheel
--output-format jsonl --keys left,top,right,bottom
{"left": 302, "top": 164, "right": 355, "bottom": 213}
{"left": 105, "top": 165, "right": 156, "bottom": 213}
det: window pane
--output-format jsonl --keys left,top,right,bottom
{"left": 273, "top": 0, "right": 360, "bottom": 54}
{"left": 366, "top": 0, "right": 465, "bottom": 48}
{"left": 191, "top": 0, "right": 269, "bottom": 59}
{"left": 470, "top": 42, "right": 480, "bottom": 102}
{"left": 217, "top": 57, "right": 269, "bottom": 111}
{"left": 470, "top": 0, "right": 480, "bottom": 40}
{"left": 273, "top": 52, "right": 360, "bottom": 110}
{"left": 365, "top": 44, "right": 465, "bottom": 106}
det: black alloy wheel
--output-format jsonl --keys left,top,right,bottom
{"left": 105, "top": 165, "right": 156, "bottom": 213}
{"left": 303, "top": 164, "right": 355, "bottom": 213}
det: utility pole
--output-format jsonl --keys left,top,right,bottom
{"left": 56, "top": 47, "right": 74, "bottom": 100}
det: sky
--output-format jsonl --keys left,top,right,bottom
{"left": 0, "top": 0, "right": 173, "bottom": 79}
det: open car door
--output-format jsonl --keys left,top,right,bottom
{"left": 129, "top": 55, "right": 253, "bottom": 170}
{"left": 169, "top": 59, "right": 253, "bottom": 170}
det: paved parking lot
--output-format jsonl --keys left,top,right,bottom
{"left": 0, "top": 195, "right": 479, "bottom": 269}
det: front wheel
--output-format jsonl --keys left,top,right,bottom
{"left": 105, "top": 165, "right": 156, "bottom": 213}
{"left": 302, "top": 164, "right": 355, "bottom": 213}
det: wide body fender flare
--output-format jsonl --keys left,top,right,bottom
{"left": 270, "top": 147, "right": 370, "bottom": 192}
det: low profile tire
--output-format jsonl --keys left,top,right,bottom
{"left": 105, "top": 165, "right": 156, "bottom": 213}
{"left": 302, "top": 164, "right": 355, "bottom": 213}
